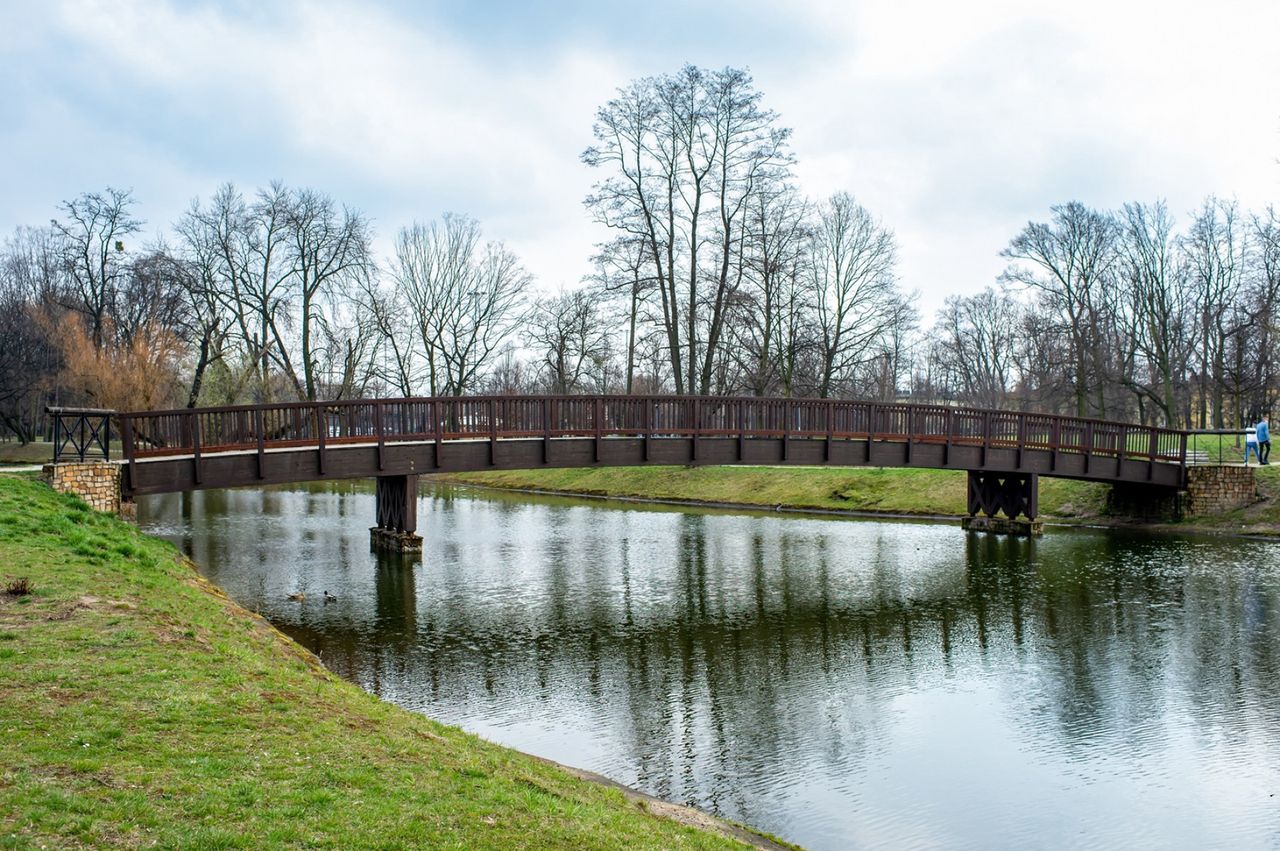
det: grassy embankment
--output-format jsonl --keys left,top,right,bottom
{"left": 0, "top": 473, "right": 784, "bottom": 850}
{"left": 437, "top": 466, "right": 1110, "bottom": 520}
{"left": 437, "top": 461, "right": 1280, "bottom": 534}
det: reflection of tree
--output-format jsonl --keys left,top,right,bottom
{"left": 138, "top": 487, "right": 1280, "bottom": 828}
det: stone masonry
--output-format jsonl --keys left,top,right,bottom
{"left": 1183, "top": 465, "right": 1257, "bottom": 516}
{"left": 43, "top": 461, "right": 131, "bottom": 518}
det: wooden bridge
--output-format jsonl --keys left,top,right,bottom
{"left": 50, "top": 396, "right": 1189, "bottom": 547}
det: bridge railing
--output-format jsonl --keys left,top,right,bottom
{"left": 115, "top": 395, "right": 1189, "bottom": 469}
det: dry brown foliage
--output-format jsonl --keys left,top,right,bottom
{"left": 52, "top": 317, "right": 185, "bottom": 412}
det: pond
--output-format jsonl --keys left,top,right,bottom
{"left": 139, "top": 482, "right": 1280, "bottom": 849}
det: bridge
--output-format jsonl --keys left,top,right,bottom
{"left": 49, "top": 396, "right": 1189, "bottom": 548}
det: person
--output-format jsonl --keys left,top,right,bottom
{"left": 1244, "top": 425, "right": 1261, "bottom": 465}
{"left": 1258, "top": 415, "right": 1271, "bottom": 465}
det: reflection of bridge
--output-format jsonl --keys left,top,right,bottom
{"left": 49, "top": 394, "right": 1187, "bottom": 540}
{"left": 57, "top": 396, "right": 1189, "bottom": 546}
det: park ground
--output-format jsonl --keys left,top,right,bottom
{"left": 435, "top": 460, "right": 1280, "bottom": 537}
{"left": 0, "top": 472, "right": 790, "bottom": 850}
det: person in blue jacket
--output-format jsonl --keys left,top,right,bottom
{"left": 1257, "top": 415, "right": 1271, "bottom": 465}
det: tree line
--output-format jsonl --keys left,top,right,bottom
{"left": 1, "top": 64, "right": 1274, "bottom": 442}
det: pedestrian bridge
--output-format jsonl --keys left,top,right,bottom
{"left": 52, "top": 395, "right": 1189, "bottom": 547}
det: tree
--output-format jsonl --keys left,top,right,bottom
{"left": 807, "top": 193, "right": 901, "bottom": 398}
{"left": 393, "top": 215, "right": 530, "bottom": 396}
{"left": 528, "top": 289, "right": 613, "bottom": 393}
{"left": 278, "top": 189, "right": 376, "bottom": 400}
{"left": 50, "top": 188, "right": 143, "bottom": 349}
{"left": 1001, "top": 202, "right": 1119, "bottom": 417}
{"left": 934, "top": 287, "right": 1022, "bottom": 408}
{"left": 1115, "top": 201, "right": 1193, "bottom": 426}
{"left": 1184, "top": 197, "right": 1249, "bottom": 427}
{"left": 583, "top": 65, "right": 793, "bottom": 395}
{"left": 0, "top": 228, "right": 62, "bottom": 441}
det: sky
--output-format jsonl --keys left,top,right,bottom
{"left": 2, "top": 0, "right": 1279, "bottom": 319}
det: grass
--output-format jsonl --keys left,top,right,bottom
{"left": 0, "top": 474, "right": 777, "bottom": 850}
{"left": 435, "top": 466, "right": 1111, "bottom": 521}
{"left": 0, "top": 441, "right": 54, "bottom": 466}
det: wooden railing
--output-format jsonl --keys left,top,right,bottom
{"left": 112, "top": 395, "right": 1189, "bottom": 469}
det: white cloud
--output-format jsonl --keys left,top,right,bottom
{"left": 4, "top": 0, "right": 1279, "bottom": 317}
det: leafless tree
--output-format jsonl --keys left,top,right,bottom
{"left": 528, "top": 289, "right": 613, "bottom": 393}
{"left": 584, "top": 65, "right": 793, "bottom": 395}
{"left": 807, "top": 193, "right": 901, "bottom": 398}
{"left": 934, "top": 287, "right": 1022, "bottom": 408}
{"left": 1114, "top": 201, "right": 1193, "bottom": 425}
{"left": 393, "top": 214, "right": 530, "bottom": 396}
{"left": 50, "top": 188, "right": 143, "bottom": 349}
{"left": 1001, "top": 202, "right": 1119, "bottom": 417}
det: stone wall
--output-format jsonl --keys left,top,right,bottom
{"left": 1183, "top": 465, "right": 1257, "bottom": 516}
{"left": 43, "top": 461, "right": 126, "bottom": 516}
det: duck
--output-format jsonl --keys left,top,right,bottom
{"left": 287, "top": 591, "right": 305, "bottom": 602}
{"left": 323, "top": 591, "right": 337, "bottom": 604}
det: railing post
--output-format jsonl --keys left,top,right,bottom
{"left": 737, "top": 399, "right": 745, "bottom": 462}
{"left": 542, "top": 397, "right": 550, "bottom": 465}
{"left": 1015, "top": 413, "right": 1025, "bottom": 470}
{"left": 120, "top": 414, "right": 137, "bottom": 492}
{"left": 1147, "top": 428, "right": 1158, "bottom": 481}
{"left": 375, "top": 401, "right": 385, "bottom": 471}
{"left": 489, "top": 398, "right": 497, "bottom": 466}
{"left": 691, "top": 397, "right": 700, "bottom": 464}
{"left": 905, "top": 406, "right": 914, "bottom": 466}
{"left": 980, "top": 411, "right": 989, "bottom": 469}
{"left": 943, "top": 408, "right": 953, "bottom": 467}
{"left": 867, "top": 403, "right": 876, "bottom": 464}
{"left": 254, "top": 408, "right": 265, "bottom": 480}
{"left": 191, "top": 411, "right": 204, "bottom": 485}
{"left": 1084, "top": 421, "right": 1094, "bottom": 475}
{"left": 825, "top": 400, "right": 834, "bottom": 463}
{"left": 642, "top": 397, "right": 651, "bottom": 462}
{"left": 1050, "top": 417, "right": 1060, "bottom": 472}
{"left": 593, "top": 396, "right": 602, "bottom": 464}
{"left": 315, "top": 405, "right": 326, "bottom": 475}
{"left": 433, "top": 398, "right": 443, "bottom": 469}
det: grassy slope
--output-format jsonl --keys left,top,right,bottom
{"left": 0, "top": 474, "right": 765, "bottom": 850}
{"left": 435, "top": 466, "right": 1110, "bottom": 520}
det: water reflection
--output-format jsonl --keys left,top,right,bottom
{"left": 140, "top": 484, "right": 1280, "bottom": 850}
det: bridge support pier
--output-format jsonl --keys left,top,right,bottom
{"left": 370, "top": 474, "right": 422, "bottom": 554}
{"left": 962, "top": 471, "right": 1042, "bottom": 537}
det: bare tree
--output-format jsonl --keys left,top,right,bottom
{"left": 0, "top": 228, "right": 62, "bottom": 441}
{"left": 584, "top": 65, "right": 793, "bottom": 395}
{"left": 934, "top": 287, "right": 1022, "bottom": 408}
{"left": 807, "top": 193, "right": 901, "bottom": 398}
{"left": 50, "top": 188, "right": 143, "bottom": 348}
{"left": 528, "top": 289, "right": 613, "bottom": 393}
{"left": 1184, "top": 197, "right": 1249, "bottom": 427}
{"left": 1001, "top": 202, "right": 1119, "bottom": 417}
{"left": 393, "top": 214, "right": 530, "bottom": 396}
{"left": 278, "top": 189, "right": 375, "bottom": 400}
{"left": 1115, "top": 201, "right": 1193, "bottom": 425}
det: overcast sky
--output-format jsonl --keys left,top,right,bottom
{"left": 3, "top": 0, "right": 1278, "bottom": 318}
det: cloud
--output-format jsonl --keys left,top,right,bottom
{"left": 2, "top": 0, "right": 1278, "bottom": 317}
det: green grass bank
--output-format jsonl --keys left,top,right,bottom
{"left": 435, "top": 466, "right": 1110, "bottom": 521}
{"left": 435, "top": 464, "right": 1280, "bottom": 535}
{"left": 0, "top": 474, "right": 784, "bottom": 850}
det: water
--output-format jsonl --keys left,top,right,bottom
{"left": 139, "top": 483, "right": 1280, "bottom": 849}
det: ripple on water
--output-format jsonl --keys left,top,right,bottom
{"left": 139, "top": 486, "right": 1280, "bottom": 851}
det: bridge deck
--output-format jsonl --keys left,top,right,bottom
{"left": 104, "top": 396, "right": 1187, "bottom": 497}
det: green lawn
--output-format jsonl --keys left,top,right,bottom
{"left": 0, "top": 474, "right": 780, "bottom": 850}
{"left": 435, "top": 466, "right": 1110, "bottom": 520}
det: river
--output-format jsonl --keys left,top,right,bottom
{"left": 138, "top": 482, "right": 1280, "bottom": 850}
